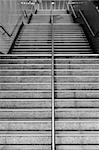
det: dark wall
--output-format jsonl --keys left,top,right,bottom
{"left": 73, "top": 1, "right": 99, "bottom": 53}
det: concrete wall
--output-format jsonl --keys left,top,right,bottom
{"left": 0, "top": 0, "right": 23, "bottom": 54}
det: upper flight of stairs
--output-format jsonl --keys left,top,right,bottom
{"left": 12, "top": 13, "right": 91, "bottom": 54}
{"left": 12, "top": 23, "right": 91, "bottom": 54}
{"left": 0, "top": 3, "right": 98, "bottom": 150}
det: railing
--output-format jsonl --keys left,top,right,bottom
{"left": 79, "top": 9, "right": 95, "bottom": 37}
{"left": 51, "top": 3, "right": 55, "bottom": 150}
{"left": 0, "top": 14, "right": 23, "bottom": 38}
{"left": 69, "top": 3, "right": 77, "bottom": 19}
{"left": 0, "top": 24, "right": 12, "bottom": 37}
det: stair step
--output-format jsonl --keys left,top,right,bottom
{"left": 1, "top": 83, "right": 99, "bottom": 90}
{"left": 1, "top": 64, "right": 99, "bottom": 69}
{"left": 1, "top": 69, "right": 99, "bottom": 76}
{"left": 0, "top": 145, "right": 51, "bottom": 150}
{"left": 0, "top": 64, "right": 51, "bottom": 69}
{"left": 0, "top": 83, "right": 51, "bottom": 90}
{"left": 1, "top": 90, "right": 99, "bottom": 98}
{"left": 12, "top": 49, "right": 91, "bottom": 52}
{"left": 0, "top": 120, "right": 99, "bottom": 130}
{"left": 12, "top": 52, "right": 92, "bottom": 54}
{"left": 1, "top": 58, "right": 99, "bottom": 64}
{"left": 0, "top": 131, "right": 51, "bottom": 144}
{"left": 16, "top": 41, "right": 88, "bottom": 44}
{"left": 0, "top": 98, "right": 99, "bottom": 108}
{"left": 15, "top": 43, "right": 89, "bottom": 46}
{"left": 0, "top": 108, "right": 99, "bottom": 119}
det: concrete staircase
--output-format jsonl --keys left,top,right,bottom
{"left": 0, "top": 5, "right": 99, "bottom": 150}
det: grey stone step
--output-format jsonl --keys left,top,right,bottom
{"left": 0, "top": 64, "right": 51, "bottom": 69}
{"left": 0, "top": 120, "right": 99, "bottom": 131}
{"left": 0, "top": 58, "right": 95, "bottom": 64}
{"left": 18, "top": 35, "right": 86, "bottom": 38}
{"left": 14, "top": 46, "right": 52, "bottom": 49}
{"left": 55, "top": 76, "right": 99, "bottom": 82}
{"left": 0, "top": 98, "right": 99, "bottom": 108}
{"left": 0, "top": 108, "right": 99, "bottom": 119}
{"left": 22, "top": 31, "right": 83, "bottom": 34}
{"left": 0, "top": 109, "right": 51, "bottom": 119}
{"left": 11, "top": 51, "right": 52, "bottom": 54}
{"left": 0, "top": 76, "right": 51, "bottom": 83}
{"left": 55, "top": 70, "right": 99, "bottom": 76}
{"left": 0, "top": 90, "right": 51, "bottom": 98}
{"left": 0, "top": 54, "right": 52, "bottom": 58}
{"left": 16, "top": 41, "right": 88, "bottom": 44}
{"left": 55, "top": 132, "right": 99, "bottom": 144}
{"left": 15, "top": 43, "right": 89, "bottom": 46}
{"left": 1, "top": 69, "right": 99, "bottom": 76}
{"left": 56, "top": 109, "right": 99, "bottom": 119}
{"left": 0, "top": 131, "right": 99, "bottom": 144}
{"left": 56, "top": 83, "right": 99, "bottom": 90}
{"left": 1, "top": 76, "right": 99, "bottom": 83}
{"left": 0, "top": 131, "right": 51, "bottom": 144}
{"left": 19, "top": 33, "right": 85, "bottom": 36}
{"left": 12, "top": 49, "right": 91, "bottom": 52}
{"left": 17, "top": 38, "right": 87, "bottom": 41}
{"left": 0, "top": 145, "right": 98, "bottom": 150}
{"left": 0, "top": 83, "right": 51, "bottom": 90}
{"left": 0, "top": 59, "right": 51, "bottom": 64}
{"left": 0, "top": 145, "right": 51, "bottom": 150}
{"left": 22, "top": 31, "right": 84, "bottom": 34}
{"left": 14, "top": 46, "right": 90, "bottom": 49}
{"left": 12, "top": 51, "right": 92, "bottom": 54}
{"left": 57, "top": 145, "right": 99, "bottom": 150}
{"left": 1, "top": 83, "right": 99, "bottom": 90}
{"left": 1, "top": 58, "right": 99, "bottom": 64}
{"left": 0, "top": 70, "right": 51, "bottom": 76}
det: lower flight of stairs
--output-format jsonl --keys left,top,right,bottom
{"left": 0, "top": 54, "right": 99, "bottom": 149}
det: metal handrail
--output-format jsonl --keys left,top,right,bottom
{"left": 51, "top": 3, "right": 55, "bottom": 150}
{"left": 0, "top": 13, "right": 23, "bottom": 37}
{"left": 79, "top": 9, "right": 95, "bottom": 37}
{"left": 23, "top": 10, "right": 28, "bottom": 18}
{"left": 69, "top": 3, "right": 77, "bottom": 19}
{"left": 0, "top": 25, "right": 12, "bottom": 37}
